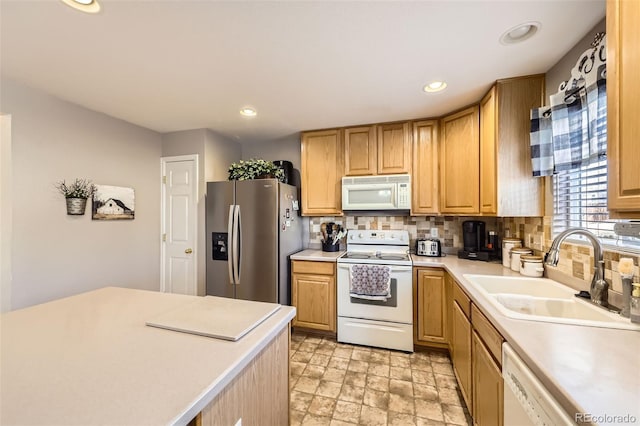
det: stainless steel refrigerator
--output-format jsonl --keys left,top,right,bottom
{"left": 205, "top": 179, "right": 303, "bottom": 305}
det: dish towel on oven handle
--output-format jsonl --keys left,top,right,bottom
{"left": 349, "top": 264, "right": 391, "bottom": 301}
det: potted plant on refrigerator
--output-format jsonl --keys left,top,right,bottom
{"left": 228, "top": 159, "right": 285, "bottom": 181}
{"left": 55, "top": 178, "right": 96, "bottom": 215}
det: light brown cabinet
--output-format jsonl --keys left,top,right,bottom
{"left": 291, "top": 260, "right": 336, "bottom": 332}
{"left": 411, "top": 120, "right": 439, "bottom": 214}
{"left": 471, "top": 305, "right": 504, "bottom": 426}
{"left": 344, "top": 126, "right": 376, "bottom": 176}
{"left": 300, "top": 129, "right": 344, "bottom": 216}
{"left": 451, "top": 282, "right": 473, "bottom": 412}
{"left": 344, "top": 122, "right": 412, "bottom": 176}
{"left": 607, "top": 0, "right": 640, "bottom": 218}
{"left": 377, "top": 122, "right": 412, "bottom": 174}
{"left": 479, "top": 76, "right": 545, "bottom": 216}
{"left": 440, "top": 106, "right": 480, "bottom": 214}
{"left": 472, "top": 331, "right": 503, "bottom": 426}
{"left": 414, "top": 268, "right": 447, "bottom": 347}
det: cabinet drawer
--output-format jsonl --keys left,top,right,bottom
{"left": 472, "top": 304, "right": 504, "bottom": 366}
{"left": 292, "top": 261, "right": 335, "bottom": 276}
{"left": 453, "top": 282, "right": 471, "bottom": 318}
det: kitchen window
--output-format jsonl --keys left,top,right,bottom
{"left": 552, "top": 158, "right": 640, "bottom": 250}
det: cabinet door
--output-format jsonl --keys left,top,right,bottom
{"left": 480, "top": 87, "right": 497, "bottom": 215}
{"left": 445, "top": 273, "right": 454, "bottom": 352}
{"left": 345, "top": 126, "right": 376, "bottom": 176}
{"left": 440, "top": 106, "right": 480, "bottom": 214}
{"left": 377, "top": 122, "right": 411, "bottom": 174}
{"left": 416, "top": 269, "right": 446, "bottom": 345}
{"left": 412, "top": 120, "right": 439, "bottom": 214}
{"left": 472, "top": 331, "right": 503, "bottom": 426}
{"left": 292, "top": 273, "right": 336, "bottom": 332}
{"left": 301, "top": 129, "right": 344, "bottom": 216}
{"left": 607, "top": 0, "right": 640, "bottom": 217}
{"left": 452, "top": 301, "right": 473, "bottom": 412}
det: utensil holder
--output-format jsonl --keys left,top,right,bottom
{"left": 322, "top": 241, "right": 340, "bottom": 252}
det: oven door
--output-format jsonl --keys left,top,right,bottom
{"left": 342, "top": 183, "right": 398, "bottom": 211}
{"left": 336, "top": 263, "right": 412, "bottom": 323}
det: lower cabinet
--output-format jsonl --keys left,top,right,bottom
{"left": 414, "top": 268, "right": 447, "bottom": 346}
{"left": 451, "top": 297, "right": 473, "bottom": 413}
{"left": 472, "top": 331, "right": 503, "bottom": 426}
{"left": 291, "top": 260, "right": 336, "bottom": 333}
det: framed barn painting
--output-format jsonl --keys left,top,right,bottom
{"left": 92, "top": 185, "right": 135, "bottom": 220}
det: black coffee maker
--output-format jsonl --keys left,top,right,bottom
{"left": 458, "top": 220, "right": 498, "bottom": 261}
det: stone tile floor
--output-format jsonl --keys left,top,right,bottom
{"left": 289, "top": 331, "right": 472, "bottom": 426}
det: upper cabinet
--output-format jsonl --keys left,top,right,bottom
{"left": 301, "top": 129, "right": 344, "bottom": 216}
{"left": 344, "top": 122, "right": 411, "bottom": 176}
{"left": 479, "top": 75, "right": 545, "bottom": 216}
{"left": 377, "top": 122, "right": 412, "bottom": 174}
{"left": 412, "top": 120, "right": 439, "bottom": 214}
{"left": 607, "top": 0, "right": 640, "bottom": 218}
{"left": 344, "top": 126, "right": 376, "bottom": 176}
{"left": 440, "top": 106, "right": 480, "bottom": 214}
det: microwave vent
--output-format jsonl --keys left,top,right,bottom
{"left": 342, "top": 174, "right": 410, "bottom": 185}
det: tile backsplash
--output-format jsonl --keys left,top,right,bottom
{"left": 309, "top": 214, "right": 640, "bottom": 305}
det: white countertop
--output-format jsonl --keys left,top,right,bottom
{"left": 413, "top": 254, "right": 640, "bottom": 425}
{"left": 292, "top": 251, "right": 640, "bottom": 424}
{"left": 0, "top": 287, "right": 296, "bottom": 426}
{"left": 291, "top": 248, "right": 345, "bottom": 262}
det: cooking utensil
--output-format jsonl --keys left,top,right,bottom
{"left": 320, "top": 223, "right": 327, "bottom": 242}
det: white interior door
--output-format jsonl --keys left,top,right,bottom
{"left": 161, "top": 155, "right": 198, "bottom": 295}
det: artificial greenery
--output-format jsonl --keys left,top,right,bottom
{"left": 55, "top": 178, "right": 96, "bottom": 199}
{"left": 228, "top": 159, "right": 285, "bottom": 181}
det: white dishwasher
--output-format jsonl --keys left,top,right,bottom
{"left": 502, "top": 343, "right": 576, "bottom": 426}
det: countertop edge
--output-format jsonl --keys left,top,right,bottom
{"left": 172, "top": 307, "right": 296, "bottom": 425}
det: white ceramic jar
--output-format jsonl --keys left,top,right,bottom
{"left": 520, "top": 255, "right": 544, "bottom": 277}
{"left": 502, "top": 238, "right": 522, "bottom": 268}
{"left": 510, "top": 247, "right": 533, "bottom": 272}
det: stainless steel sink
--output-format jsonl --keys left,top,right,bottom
{"left": 463, "top": 274, "right": 640, "bottom": 331}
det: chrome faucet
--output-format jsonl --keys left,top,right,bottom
{"left": 544, "top": 228, "right": 608, "bottom": 306}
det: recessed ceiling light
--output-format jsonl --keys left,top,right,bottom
{"left": 60, "top": 0, "right": 101, "bottom": 13}
{"left": 240, "top": 107, "right": 257, "bottom": 117}
{"left": 423, "top": 81, "right": 447, "bottom": 93}
{"left": 500, "top": 22, "right": 540, "bottom": 45}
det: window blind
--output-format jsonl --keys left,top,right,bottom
{"left": 552, "top": 158, "right": 640, "bottom": 250}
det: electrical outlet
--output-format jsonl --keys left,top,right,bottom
{"left": 431, "top": 228, "right": 439, "bottom": 239}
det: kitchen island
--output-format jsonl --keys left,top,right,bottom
{"left": 0, "top": 287, "right": 295, "bottom": 425}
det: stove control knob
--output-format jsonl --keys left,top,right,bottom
{"left": 358, "top": 233, "right": 364, "bottom": 238}
{"left": 350, "top": 234, "right": 355, "bottom": 240}
{"left": 399, "top": 235, "right": 405, "bottom": 241}
{"left": 390, "top": 233, "right": 396, "bottom": 239}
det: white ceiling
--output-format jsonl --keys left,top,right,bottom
{"left": 0, "top": 0, "right": 605, "bottom": 143}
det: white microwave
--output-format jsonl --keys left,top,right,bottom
{"left": 342, "top": 174, "right": 411, "bottom": 211}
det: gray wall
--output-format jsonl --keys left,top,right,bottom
{"left": 0, "top": 115, "right": 12, "bottom": 312}
{"left": 2, "top": 79, "right": 163, "bottom": 310}
{"left": 162, "top": 129, "right": 241, "bottom": 295}
{"left": 546, "top": 18, "right": 606, "bottom": 99}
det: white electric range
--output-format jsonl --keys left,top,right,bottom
{"left": 336, "top": 230, "right": 413, "bottom": 352}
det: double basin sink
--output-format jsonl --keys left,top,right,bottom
{"left": 463, "top": 274, "right": 640, "bottom": 331}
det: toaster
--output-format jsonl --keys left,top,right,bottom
{"left": 416, "top": 238, "right": 442, "bottom": 257}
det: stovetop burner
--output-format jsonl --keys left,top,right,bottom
{"left": 343, "top": 253, "right": 370, "bottom": 259}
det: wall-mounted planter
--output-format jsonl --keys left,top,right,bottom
{"left": 66, "top": 197, "right": 88, "bottom": 215}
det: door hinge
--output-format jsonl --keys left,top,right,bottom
{"left": 162, "top": 233, "right": 167, "bottom": 242}
{"left": 162, "top": 176, "right": 167, "bottom": 184}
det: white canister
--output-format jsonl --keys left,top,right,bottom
{"left": 520, "top": 255, "right": 545, "bottom": 277}
{"left": 502, "top": 238, "right": 522, "bottom": 268}
{"left": 510, "top": 247, "right": 533, "bottom": 272}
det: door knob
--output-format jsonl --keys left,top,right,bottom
{"left": 185, "top": 248, "right": 193, "bottom": 254}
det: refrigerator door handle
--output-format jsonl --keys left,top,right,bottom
{"left": 233, "top": 204, "right": 241, "bottom": 285}
{"left": 227, "top": 204, "right": 235, "bottom": 285}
